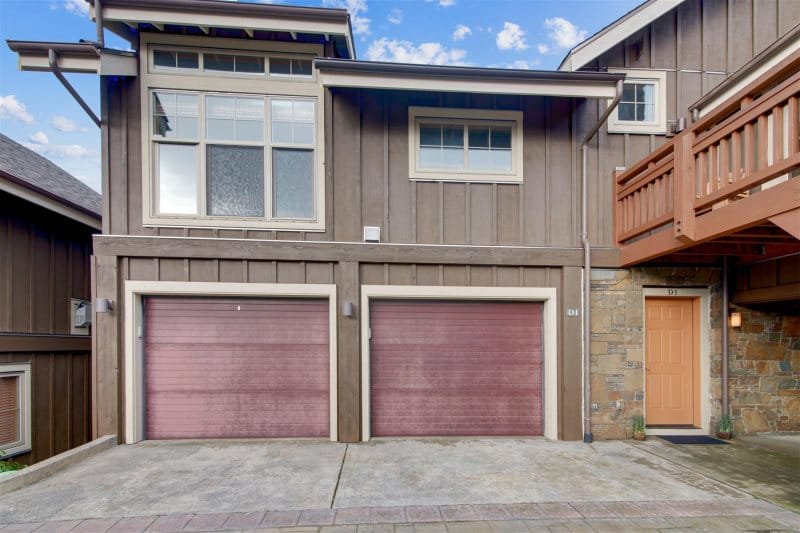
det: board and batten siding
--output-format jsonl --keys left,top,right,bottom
{"left": 0, "top": 191, "right": 93, "bottom": 464}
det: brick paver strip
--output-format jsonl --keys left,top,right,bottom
{"left": 630, "top": 501, "right": 685, "bottom": 517}
{"left": 334, "top": 507, "right": 372, "bottom": 525}
{"left": 504, "top": 503, "right": 544, "bottom": 520}
{"left": 31, "top": 520, "right": 83, "bottom": 533}
{"left": 438, "top": 505, "right": 477, "bottom": 522}
{"left": 261, "top": 510, "right": 301, "bottom": 527}
{"left": 145, "top": 514, "right": 193, "bottom": 532}
{"left": 538, "top": 502, "right": 582, "bottom": 519}
{"left": 219, "top": 511, "right": 265, "bottom": 530}
{"left": 370, "top": 507, "right": 406, "bottom": 524}
{"left": 602, "top": 501, "right": 643, "bottom": 518}
{"left": 470, "top": 504, "right": 511, "bottom": 521}
{"left": 182, "top": 513, "right": 230, "bottom": 531}
{"left": 571, "top": 502, "right": 618, "bottom": 518}
{"left": 297, "top": 509, "right": 336, "bottom": 526}
{"left": 71, "top": 518, "right": 122, "bottom": 532}
{"left": 107, "top": 516, "right": 157, "bottom": 532}
{"left": 404, "top": 506, "right": 443, "bottom": 523}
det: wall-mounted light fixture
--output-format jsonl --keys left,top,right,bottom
{"left": 95, "top": 298, "right": 114, "bottom": 313}
{"left": 729, "top": 312, "right": 742, "bottom": 328}
{"left": 342, "top": 301, "right": 355, "bottom": 317}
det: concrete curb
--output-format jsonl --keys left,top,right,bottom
{"left": 0, "top": 435, "right": 117, "bottom": 496}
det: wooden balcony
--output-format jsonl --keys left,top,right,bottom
{"left": 614, "top": 50, "right": 800, "bottom": 266}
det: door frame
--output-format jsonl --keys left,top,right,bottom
{"left": 360, "top": 285, "right": 559, "bottom": 441}
{"left": 123, "top": 280, "right": 338, "bottom": 444}
{"left": 642, "top": 287, "right": 710, "bottom": 436}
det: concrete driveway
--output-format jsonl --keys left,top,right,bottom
{"left": 0, "top": 438, "right": 753, "bottom": 524}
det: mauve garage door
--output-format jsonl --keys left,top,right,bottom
{"left": 370, "top": 300, "right": 543, "bottom": 437}
{"left": 144, "top": 297, "right": 329, "bottom": 439}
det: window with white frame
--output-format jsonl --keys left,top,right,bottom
{"left": 0, "top": 364, "right": 31, "bottom": 457}
{"left": 607, "top": 70, "right": 667, "bottom": 134}
{"left": 408, "top": 107, "right": 523, "bottom": 182}
{"left": 151, "top": 90, "right": 317, "bottom": 223}
{"left": 150, "top": 47, "right": 313, "bottom": 80}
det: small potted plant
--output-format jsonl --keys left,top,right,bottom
{"left": 632, "top": 414, "right": 646, "bottom": 441}
{"left": 716, "top": 415, "right": 733, "bottom": 440}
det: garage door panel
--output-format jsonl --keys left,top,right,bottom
{"left": 144, "top": 297, "right": 329, "bottom": 440}
{"left": 370, "top": 300, "right": 543, "bottom": 437}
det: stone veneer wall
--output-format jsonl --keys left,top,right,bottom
{"left": 728, "top": 306, "right": 800, "bottom": 433}
{"left": 589, "top": 267, "right": 723, "bottom": 439}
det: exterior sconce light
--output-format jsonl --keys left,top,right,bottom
{"left": 342, "top": 301, "right": 355, "bottom": 317}
{"left": 729, "top": 312, "right": 742, "bottom": 328}
{"left": 95, "top": 298, "right": 114, "bottom": 313}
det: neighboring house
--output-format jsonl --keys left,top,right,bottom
{"left": 6, "top": 0, "right": 797, "bottom": 446}
{"left": 0, "top": 133, "right": 100, "bottom": 464}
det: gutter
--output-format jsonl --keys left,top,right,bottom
{"left": 48, "top": 49, "right": 101, "bottom": 128}
{"left": 580, "top": 80, "right": 624, "bottom": 444}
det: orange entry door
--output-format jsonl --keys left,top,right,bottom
{"left": 645, "top": 298, "right": 697, "bottom": 426}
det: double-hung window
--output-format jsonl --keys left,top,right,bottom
{"left": 0, "top": 364, "right": 31, "bottom": 457}
{"left": 150, "top": 90, "right": 318, "bottom": 226}
{"left": 607, "top": 70, "right": 667, "bottom": 134}
{"left": 409, "top": 107, "right": 523, "bottom": 182}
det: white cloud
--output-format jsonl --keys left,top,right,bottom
{"left": 452, "top": 24, "right": 471, "bottom": 41}
{"left": 496, "top": 22, "right": 528, "bottom": 51}
{"left": 544, "top": 17, "right": 587, "bottom": 49}
{"left": 507, "top": 60, "right": 534, "bottom": 70}
{"left": 0, "top": 95, "right": 34, "bottom": 124}
{"left": 63, "top": 0, "right": 89, "bottom": 16}
{"left": 52, "top": 115, "right": 87, "bottom": 133}
{"left": 30, "top": 131, "right": 49, "bottom": 145}
{"left": 439, "top": 0, "right": 455, "bottom": 6}
{"left": 537, "top": 43, "right": 550, "bottom": 54}
{"left": 24, "top": 142, "right": 91, "bottom": 159}
{"left": 388, "top": 8, "right": 402, "bottom": 24}
{"left": 323, "top": 0, "right": 370, "bottom": 35}
{"left": 366, "top": 38, "right": 467, "bottom": 66}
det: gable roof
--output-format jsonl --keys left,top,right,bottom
{"left": 558, "top": 0, "right": 686, "bottom": 71}
{"left": 0, "top": 133, "right": 102, "bottom": 229}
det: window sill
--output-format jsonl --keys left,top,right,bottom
{"left": 0, "top": 444, "right": 31, "bottom": 458}
{"left": 143, "top": 218, "right": 326, "bottom": 232}
{"left": 410, "top": 173, "right": 523, "bottom": 184}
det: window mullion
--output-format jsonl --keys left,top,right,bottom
{"left": 199, "top": 94, "right": 207, "bottom": 219}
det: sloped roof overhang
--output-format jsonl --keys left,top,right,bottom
{"left": 7, "top": 41, "right": 137, "bottom": 76}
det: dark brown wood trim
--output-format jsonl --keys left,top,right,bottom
{"left": 93, "top": 235, "right": 621, "bottom": 268}
{"left": 732, "top": 282, "right": 800, "bottom": 304}
{"left": 0, "top": 334, "right": 91, "bottom": 353}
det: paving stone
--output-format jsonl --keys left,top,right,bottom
{"left": 471, "top": 504, "right": 510, "bottom": 521}
{"left": 570, "top": 502, "right": 617, "bottom": 518}
{"left": 297, "top": 510, "right": 336, "bottom": 526}
{"left": 772, "top": 511, "right": 800, "bottom": 530}
{"left": 444, "top": 522, "right": 495, "bottom": 533}
{"left": 262, "top": 511, "right": 302, "bottom": 528}
{"left": 32, "top": 521, "right": 83, "bottom": 533}
{"left": 505, "top": 503, "right": 544, "bottom": 520}
{"left": 602, "top": 502, "right": 643, "bottom": 518}
{"left": 222, "top": 512, "right": 267, "bottom": 530}
{"left": 404, "top": 507, "right": 442, "bottom": 523}
{"left": 438, "top": 506, "right": 477, "bottom": 522}
{"left": 583, "top": 518, "right": 649, "bottom": 532}
{"left": 107, "top": 516, "right": 158, "bottom": 533}
{"left": 0, "top": 524, "right": 46, "bottom": 533}
{"left": 183, "top": 513, "right": 230, "bottom": 531}
{"left": 631, "top": 501, "right": 684, "bottom": 517}
{"left": 538, "top": 504, "right": 581, "bottom": 519}
{"left": 71, "top": 518, "right": 121, "bottom": 532}
{"left": 370, "top": 507, "right": 406, "bottom": 524}
{"left": 407, "top": 524, "right": 448, "bottom": 533}
{"left": 335, "top": 508, "right": 372, "bottom": 525}
{"left": 487, "top": 519, "right": 531, "bottom": 532}
{"left": 145, "top": 515, "right": 193, "bottom": 532}
{"left": 319, "top": 526, "right": 358, "bottom": 533}
{"left": 627, "top": 516, "right": 676, "bottom": 529}
{"left": 355, "top": 525, "right": 393, "bottom": 533}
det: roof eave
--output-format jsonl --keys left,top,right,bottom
{"left": 7, "top": 40, "right": 137, "bottom": 75}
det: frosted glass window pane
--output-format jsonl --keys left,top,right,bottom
{"left": 207, "top": 145, "right": 264, "bottom": 217}
{"left": 158, "top": 144, "right": 197, "bottom": 214}
{"left": 419, "top": 147, "right": 440, "bottom": 168}
{"left": 469, "top": 149, "right": 491, "bottom": 169}
{"left": 270, "top": 58, "right": 291, "bottom": 75}
{"left": 206, "top": 118, "right": 235, "bottom": 141}
{"left": 492, "top": 150, "right": 512, "bottom": 171}
{"left": 273, "top": 148, "right": 314, "bottom": 219}
{"left": 442, "top": 147, "right": 464, "bottom": 168}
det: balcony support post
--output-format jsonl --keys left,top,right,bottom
{"left": 673, "top": 131, "right": 696, "bottom": 242}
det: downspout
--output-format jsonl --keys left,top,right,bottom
{"left": 581, "top": 80, "right": 624, "bottom": 444}
{"left": 721, "top": 257, "right": 730, "bottom": 417}
{"left": 48, "top": 49, "right": 101, "bottom": 128}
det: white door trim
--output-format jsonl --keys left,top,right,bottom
{"left": 123, "top": 280, "right": 338, "bottom": 444}
{"left": 642, "top": 287, "right": 710, "bottom": 436}
{"left": 360, "top": 285, "right": 559, "bottom": 441}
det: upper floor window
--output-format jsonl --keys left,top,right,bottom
{"left": 607, "top": 69, "right": 667, "bottom": 135}
{"left": 409, "top": 107, "right": 523, "bottom": 183}
{"left": 150, "top": 47, "right": 314, "bottom": 80}
{"left": 151, "top": 90, "right": 319, "bottom": 226}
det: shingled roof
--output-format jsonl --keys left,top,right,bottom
{"left": 0, "top": 133, "right": 101, "bottom": 220}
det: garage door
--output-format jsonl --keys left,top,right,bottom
{"left": 370, "top": 300, "right": 543, "bottom": 437}
{"left": 144, "top": 297, "right": 329, "bottom": 439}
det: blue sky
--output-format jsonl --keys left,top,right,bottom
{"left": 0, "top": 0, "right": 642, "bottom": 192}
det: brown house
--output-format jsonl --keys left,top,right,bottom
{"left": 6, "top": 0, "right": 798, "bottom": 446}
{"left": 0, "top": 133, "right": 100, "bottom": 464}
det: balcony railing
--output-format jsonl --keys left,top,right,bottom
{"left": 614, "top": 50, "right": 800, "bottom": 266}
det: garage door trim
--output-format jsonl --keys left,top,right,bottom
{"left": 124, "top": 281, "right": 338, "bottom": 444}
{"left": 360, "top": 285, "right": 558, "bottom": 441}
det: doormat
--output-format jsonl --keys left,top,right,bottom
{"left": 659, "top": 435, "right": 729, "bottom": 445}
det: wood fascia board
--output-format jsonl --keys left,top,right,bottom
{"left": 558, "top": 0, "right": 684, "bottom": 71}
{"left": 0, "top": 178, "right": 101, "bottom": 230}
{"left": 769, "top": 208, "right": 800, "bottom": 240}
{"left": 0, "top": 334, "right": 91, "bottom": 353}
{"left": 93, "top": 235, "right": 621, "bottom": 268}
{"left": 620, "top": 179, "right": 800, "bottom": 266}
{"left": 319, "top": 71, "right": 619, "bottom": 98}
{"left": 101, "top": 5, "right": 351, "bottom": 38}
{"left": 732, "top": 282, "right": 800, "bottom": 304}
